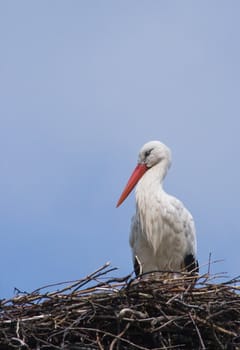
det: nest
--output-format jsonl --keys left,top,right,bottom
{"left": 0, "top": 263, "right": 239, "bottom": 350}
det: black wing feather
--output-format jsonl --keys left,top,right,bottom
{"left": 184, "top": 254, "right": 199, "bottom": 274}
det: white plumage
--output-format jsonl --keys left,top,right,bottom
{"left": 117, "top": 140, "right": 198, "bottom": 276}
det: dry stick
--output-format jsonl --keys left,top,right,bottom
{"left": 151, "top": 316, "right": 186, "bottom": 333}
{"left": 31, "top": 278, "right": 87, "bottom": 294}
{"left": 10, "top": 337, "right": 29, "bottom": 349}
{"left": 72, "top": 263, "right": 117, "bottom": 292}
{"left": 208, "top": 252, "right": 212, "bottom": 276}
{"left": 194, "top": 315, "right": 237, "bottom": 337}
{"left": 189, "top": 313, "right": 206, "bottom": 350}
{"left": 212, "top": 327, "right": 225, "bottom": 350}
{"left": 174, "top": 299, "right": 205, "bottom": 311}
{"left": 2, "top": 314, "right": 52, "bottom": 324}
{"left": 43, "top": 262, "right": 116, "bottom": 296}
{"left": 221, "top": 275, "right": 240, "bottom": 285}
{"left": 8, "top": 262, "right": 114, "bottom": 305}
{"left": 96, "top": 332, "right": 105, "bottom": 350}
{"left": 109, "top": 322, "right": 131, "bottom": 350}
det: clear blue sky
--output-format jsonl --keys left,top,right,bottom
{"left": 0, "top": 1, "right": 239, "bottom": 297}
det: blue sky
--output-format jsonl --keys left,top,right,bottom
{"left": 0, "top": 1, "right": 239, "bottom": 297}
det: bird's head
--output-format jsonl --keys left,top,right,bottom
{"left": 138, "top": 140, "right": 171, "bottom": 169}
{"left": 116, "top": 140, "right": 171, "bottom": 207}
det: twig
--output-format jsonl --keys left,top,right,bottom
{"left": 96, "top": 331, "right": 104, "bottom": 350}
{"left": 189, "top": 313, "right": 206, "bottom": 350}
{"left": 194, "top": 315, "right": 238, "bottom": 337}
{"left": 109, "top": 322, "right": 131, "bottom": 350}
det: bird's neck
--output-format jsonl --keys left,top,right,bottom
{"left": 137, "top": 161, "right": 167, "bottom": 192}
{"left": 135, "top": 162, "right": 168, "bottom": 253}
{"left": 135, "top": 161, "right": 168, "bottom": 207}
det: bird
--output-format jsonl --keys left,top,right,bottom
{"left": 116, "top": 140, "right": 198, "bottom": 277}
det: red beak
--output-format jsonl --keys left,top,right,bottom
{"left": 116, "top": 163, "right": 148, "bottom": 207}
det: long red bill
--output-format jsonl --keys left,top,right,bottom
{"left": 116, "top": 163, "right": 148, "bottom": 207}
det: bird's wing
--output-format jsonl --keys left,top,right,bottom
{"left": 164, "top": 195, "right": 198, "bottom": 273}
{"left": 129, "top": 214, "right": 137, "bottom": 249}
{"left": 129, "top": 196, "right": 198, "bottom": 274}
{"left": 129, "top": 214, "right": 141, "bottom": 276}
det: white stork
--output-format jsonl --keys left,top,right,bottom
{"left": 117, "top": 140, "right": 198, "bottom": 276}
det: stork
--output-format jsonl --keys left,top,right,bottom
{"left": 117, "top": 141, "right": 198, "bottom": 277}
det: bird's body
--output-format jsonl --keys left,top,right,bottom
{"left": 131, "top": 170, "right": 196, "bottom": 274}
{"left": 117, "top": 141, "right": 198, "bottom": 276}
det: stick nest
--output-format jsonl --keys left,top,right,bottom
{"left": 0, "top": 263, "right": 239, "bottom": 350}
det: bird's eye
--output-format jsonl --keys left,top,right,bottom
{"left": 144, "top": 149, "right": 153, "bottom": 158}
